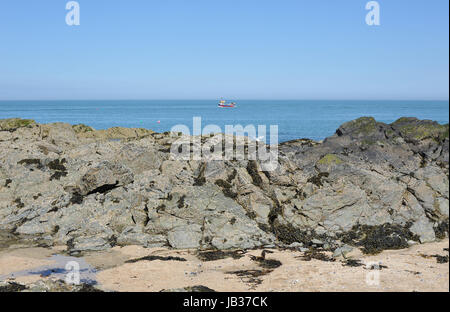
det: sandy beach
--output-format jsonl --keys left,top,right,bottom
{"left": 1, "top": 240, "right": 448, "bottom": 292}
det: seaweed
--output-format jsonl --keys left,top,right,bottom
{"left": 196, "top": 250, "right": 246, "bottom": 261}
{"left": 246, "top": 211, "right": 257, "bottom": 220}
{"left": 342, "top": 259, "right": 364, "bottom": 267}
{"left": 247, "top": 160, "right": 264, "bottom": 187}
{"left": 270, "top": 221, "right": 322, "bottom": 246}
{"left": 267, "top": 196, "right": 283, "bottom": 224}
{"left": 257, "top": 223, "right": 270, "bottom": 233}
{"left": 50, "top": 171, "right": 68, "bottom": 181}
{"left": 183, "top": 285, "right": 216, "bottom": 292}
{"left": 434, "top": 219, "right": 449, "bottom": 240}
{"left": 161, "top": 285, "right": 216, "bottom": 292}
{"left": 177, "top": 195, "right": 186, "bottom": 208}
{"left": 420, "top": 254, "right": 449, "bottom": 264}
{"left": 17, "top": 158, "right": 43, "bottom": 169}
{"left": 47, "top": 159, "right": 67, "bottom": 171}
{"left": 193, "top": 163, "right": 206, "bottom": 186}
{"left": 227, "top": 169, "right": 237, "bottom": 183}
{"left": 108, "top": 235, "right": 117, "bottom": 247}
{"left": 215, "top": 179, "right": 238, "bottom": 199}
{"left": 4, "top": 179, "right": 12, "bottom": 188}
{"left": 365, "top": 263, "right": 388, "bottom": 270}
{"left": 14, "top": 198, "right": 25, "bottom": 208}
{"left": 158, "top": 147, "right": 171, "bottom": 153}
{"left": 226, "top": 269, "right": 271, "bottom": 288}
{"left": 405, "top": 270, "right": 421, "bottom": 275}
{"left": 156, "top": 204, "right": 166, "bottom": 212}
{"left": 48, "top": 159, "right": 68, "bottom": 181}
{"left": 256, "top": 258, "right": 282, "bottom": 269}
{"left": 298, "top": 250, "right": 335, "bottom": 262}
{"left": 338, "top": 223, "right": 420, "bottom": 255}
{"left": 249, "top": 251, "right": 282, "bottom": 269}
{"left": 0, "top": 282, "right": 28, "bottom": 292}
{"left": 436, "top": 255, "right": 449, "bottom": 264}
{"left": 66, "top": 238, "right": 75, "bottom": 252}
{"left": 70, "top": 192, "right": 83, "bottom": 205}
{"left": 125, "top": 255, "right": 187, "bottom": 263}
{"left": 307, "top": 172, "right": 329, "bottom": 187}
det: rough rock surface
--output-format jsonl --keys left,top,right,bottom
{"left": 0, "top": 117, "right": 448, "bottom": 254}
{"left": 0, "top": 279, "right": 102, "bottom": 292}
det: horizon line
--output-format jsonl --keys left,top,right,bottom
{"left": 0, "top": 98, "right": 449, "bottom": 102}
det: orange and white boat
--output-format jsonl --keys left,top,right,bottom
{"left": 218, "top": 99, "right": 236, "bottom": 108}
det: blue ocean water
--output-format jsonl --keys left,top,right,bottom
{"left": 0, "top": 100, "right": 448, "bottom": 142}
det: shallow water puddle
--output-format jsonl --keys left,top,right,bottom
{"left": 0, "top": 254, "right": 98, "bottom": 285}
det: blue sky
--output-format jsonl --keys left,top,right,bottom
{"left": 0, "top": 0, "right": 448, "bottom": 100}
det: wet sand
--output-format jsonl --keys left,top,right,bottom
{"left": 0, "top": 240, "right": 448, "bottom": 292}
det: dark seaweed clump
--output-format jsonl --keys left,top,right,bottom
{"left": 177, "top": 195, "right": 186, "bottom": 208}
{"left": 341, "top": 259, "right": 388, "bottom": 269}
{"left": 160, "top": 285, "right": 216, "bottom": 292}
{"left": 307, "top": 172, "right": 329, "bottom": 187}
{"left": 436, "top": 255, "right": 449, "bottom": 264}
{"left": 252, "top": 258, "right": 282, "bottom": 269}
{"left": 226, "top": 270, "right": 271, "bottom": 288}
{"left": 125, "top": 255, "right": 187, "bottom": 263}
{"left": 193, "top": 163, "right": 206, "bottom": 186}
{"left": 271, "top": 221, "right": 326, "bottom": 247}
{"left": 196, "top": 250, "right": 246, "bottom": 262}
{"left": 214, "top": 179, "right": 238, "bottom": 199}
{"left": 17, "top": 158, "right": 68, "bottom": 180}
{"left": 420, "top": 254, "right": 449, "bottom": 264}
{"left": 0, "top": 282, "right": 27, "bottom": 292}
{"left": 13, "top": 198, "right": 25, "bottom": 208}
{"left": 298, "top": 250, "right": 335, "bottom": 262}
{"left": 70, "top": 192, "right": 84, "bottom": 205}
{"left": 17, "top": 158, "right": 43, "bottom": 169}
{"left": 48, "top": 159, "right": 68, "bottom": 181}
{"left": 4, "top": 179, "right": 12, "bottom": 188}
{"left": 434, "top": 219, "right": 449, "bottom": 240}
{"left": 183, "top": 285, "right": 216, "bottom": 292}
{"left": 342, "top": 259, "right": 364, "bottom": 267}
{"left": 108, "top": 235, "right": 117, "bottom": 247}
{"left": 365, "top": 263, "right": 388, "bottom": 270}
{"left": 47, "top": 159, "right": 67, "bottom": 171}
{"left": 339, "top": 223, "right": 420, "bottom": 255}
{"left": 249, "top": 250, "right": 282, "bottom": 269}
{"left": 247, "top": 160, "right": 264, "bottom": 187}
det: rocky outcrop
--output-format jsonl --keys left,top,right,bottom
{"left": 0, "top": 117, "right": 448, "bottom": 255}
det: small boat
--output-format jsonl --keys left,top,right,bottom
{"left": 218, "top": 99, "right": 236, "bottom": 108}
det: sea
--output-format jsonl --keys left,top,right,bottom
{"left": 0, "top": 100, "right": 448, "bottom": 143}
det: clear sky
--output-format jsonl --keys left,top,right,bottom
{"left": 0, "top": 0, "right": 448, "bottom": 100}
